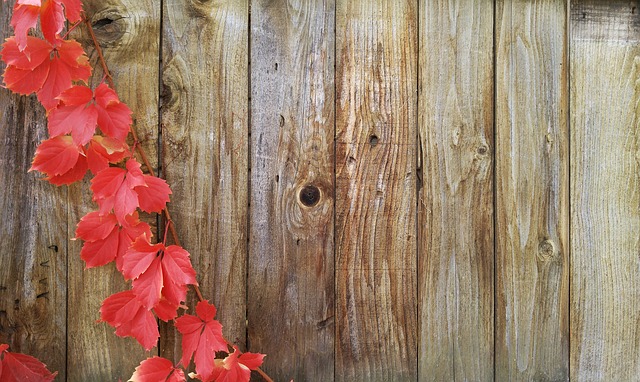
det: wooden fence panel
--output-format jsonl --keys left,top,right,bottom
{"left": 159, "top": 0, "right": 249, "bottom": 366}
{"left": 248, "top": 0, "right": 335, "bottom": 380}
{"left": 335, "top": 1, "right": 417, "bottom": 380}
{"left": 0, "top": 2, "right": 68, "bottom": 379}
{"left": 66, "top": 1, "right": 160, "bottom": 380}
{"left": 570, "top": 1, "right": 640, "bottom": 380}
{"left": 495, "top": 0, "right": 570, "bottom": 380}
{"left": 418, "top": 1, "right": 494, "bottom": 380}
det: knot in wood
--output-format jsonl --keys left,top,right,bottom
{"left": 299, "top": 185, "right": 321, "bottom": 207}
{"left": 537, "top": 239, "right": 557, "bottom": 262}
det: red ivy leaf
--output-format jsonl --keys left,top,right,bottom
{"left": 86, "top": 136, "right": 129, "bottom": 174}
{"left": 0, "top": 343, "right": 57, "bottom": 382}
{"left": 100, "top": 290, "right": 158, "bottom": 351}
{"left": 1, "top": 37, "right": 91, "bottom": 109}
{"left": 48, "top": 85, "right": 98, "bottom": 145}
{"left": 94, "top": 83, "right": 132, "bottom": 141}
{"left": 135, "top": 175, "right": 172, "bottom": 214}
{"left": 91, "top": 159, "right": 146, "bottom": 224}
{"left": 30, "top": 135, "right": 81, "bottom": 176}
{"left": 11, "top": 0, "right": 83, "bottom": 50}
{"left": 129, "top": 357, "right": 185, "bottom": 382}
{"left": 76, "top": 211, "right": 151, "bottom": 269}
{"left": 175, "top": 301, "right": 227, "bottom": 379}
{"left": 192, "top": 346, "right": 264, "bottom": 382}
{"left": 122, "top": 237, "right": 197, "bottom": 310}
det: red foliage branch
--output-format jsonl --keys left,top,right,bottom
{"left": 1, "top": 1, "right": 272, "bottom": 381}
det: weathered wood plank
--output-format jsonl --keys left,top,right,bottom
{"left": 570, "top": 1, "right": 640, "bottom": 380}
{"left": 248, "top": 0, "right": 335, "bottom": 380}
{"left": 495, "top": 0, "right": 569, "bottom": 380}
{"left": 418, "top": 1, "right": 494, "bottom": 380}
{"left": 66, "top": 1, "right": 160, "bottom": 380}
{"left": 335, "top": 1, "right": 417, "bottom": 380}
{"left": 0, "top": 3, "right": 67, "bottom": 378}
{"left": 160, "top": 0, "right": 249, "bottom": 367}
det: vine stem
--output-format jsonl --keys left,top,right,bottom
{"left": 83, "top": 15, "right": 274, "bottom": 381}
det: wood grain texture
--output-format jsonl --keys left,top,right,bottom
{"left": 248, "top": 0, "right": 335, "bottom": 380}
{"left": 335, "top": 1, "right": 417, "bottom": 380}
{"left": 418, "top": 1, "right": 494, "bottom": 380}
{"left": 495, "top": 0, "right": 569, "bottom": 380}
{"left": 570, "top": 1, "right": 640, "bottom": 380}
{"left": 66, "top": 1, "right": 160, "bottom": 380}
{"left": 160, "top": 0, "right": 249, "bottom": 366}
{"left": 0, "top": 3, "right": 67, "bottom": 378}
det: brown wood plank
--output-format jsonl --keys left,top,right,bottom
{"left": 0, "top": 3, "right": 67, "bottom": 378}
{"left": 495, "top": 0, "right": 570, "bottom": 380}
{"left": 417, "top": 1, "right": 494, "bottom": 380}
{"left": 159, "top": 0, "right": 249, "bottom": 367}
{"left": 335, "top": 1, "right": 417, "bottom": 380}
{"left": 66, "top": 1, "right": 161, "bottom": 380}
{"left": 248, "top": 0, "right": 335, "bottom": 380}
{"left": 570, "top": 1, "right": 640, "bottom": 379}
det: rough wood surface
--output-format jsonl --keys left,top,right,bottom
{"left": 495, "top": 0, "right": 570, "bottom": 380}
{"left": 66, "top": 1, "right": 161, "bottom": 380}
{"left": 335, "top": 1, "right": 417, "bottom": 380}
{"left": 248, "top": 0, "right": 335, "bottom": 380}
{"left": 0, "top": 3, "right": 68, "bottom": 379}
{"left": 570, "top": 1, "right": 640, "bottom": 380}
{"left": 418, "top": 1, "right": 494, "bottom": 380}
{"left": 160, "top": 0, "right": 249, "bottom": 366}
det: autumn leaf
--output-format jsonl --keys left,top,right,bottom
{"left": 11, "top": 0, "right": 83, "bottom": 50}
{"left": 175, "top": 301, "right": 227, "bottom": 380}
{"left": 100, "top": 290, "right": 159, "bottom": 351}
{"left": 0, "top": 343, "right": 57, "bottom": 382}
{"left": 76, "top": 210, "right": 151, "bottom": 269}
{"left": 129, "top": 357, "right": 185, "bottom": 382}
{"left": 30, "top": 135, "right": 82, "bottom": 176}
{"left": 1, "top": 36, "right": 91, "bottom": 109}
{"left": 90, "top": 158, "right": 146, "bottom": 224}
{"left": 190, "top": 346, "right": 264, "bottom": 382}
{"left": 47, "top": 83, "right": 132, "bottom": 145}
{"left": 121, "top": 236, "right": 197, "bottom": 310}
{"left": 86, "top": 136, "right": 129, "bottom": 174}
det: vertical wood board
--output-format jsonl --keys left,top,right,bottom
{"left": 571, "top": 1, "right": 640, "bottom": 380}
{"left": 0, "top": 2, "right": 68, "bottom": 378}
{"left": 160, "top": 0, "right": 249, "bottom": 365}
{"left": 418, "top": 1, "right": 494, "bottom": 380}
{"left": 495, "top": 0, "right": 570, "bottom": 380}
{"left": 66, "top": 1, "right": 161, "bottom": 380}
{"left": 248, "top": 0, "right": 335, "bottom": 380}
{"left": 335, "top": 0, "right": 418, "bottom": 380}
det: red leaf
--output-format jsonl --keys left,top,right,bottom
{"left": 94, "top": 83, "right": 132, "bottom": 140}
{"left": 0, "top": 344, "right": 57, "bottom": 382}
{"left": 47, "top": 85, "right": 98, "bottom": 145}
{"left": 122, "top": 237, "right": 197, "bottom": 310}
{"left": 130, "top": 357, "right": 185, "bottom": 382}
{"left": 10, "top": 0, "right": 83, "bottom": 50}
{"left": 175, "top": 301, "right": 227, "bottom": 379}
{"left": 100, "top": 291, "right": 159, "bottom": 351}
{"left": 10, "top": 4, "right": 39, "bottom": 52}
{"left": 91, "top": 159, "right": 146, "bottom": 224}
{"left": 1, "top": 37, "right": 91, "bottom": 109}
{"left": 30, "top": 135, "right": 81, "bottom": 176}
{"left": 86, "top": 136, "right": 129, "bottom": 174}
{"left": 46, "top": 151, "right": 88, "bottom": 185}
{"left": 191, "top": 346, "right": 264, "bottom": 382}
{"left": 136, "top": 175, "right": 172, "bottom": 213}
{"left": 76, "top": 211, "right": 151, "bottom": 269}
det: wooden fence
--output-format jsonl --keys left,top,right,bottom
{"left": 1, "top": 0, "right": 639, "bottom": 380}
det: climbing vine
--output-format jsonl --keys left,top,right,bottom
{"left": 1, "top": 1, "right": 270, "bottom": 381}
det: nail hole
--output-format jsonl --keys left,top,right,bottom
{"left": 299, "top": 185, "right": 320, "bottom": 207}
{"left": 369, "top": 134, "right": 379, "bottom": 147}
